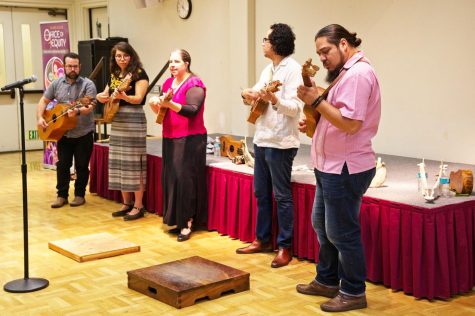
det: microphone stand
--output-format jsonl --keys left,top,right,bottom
{"left": 4, "top": 86, "right": 49, "bottom": 293}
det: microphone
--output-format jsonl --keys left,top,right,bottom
{"left": 1, "top": 75, "right": 37, "bottom": 91}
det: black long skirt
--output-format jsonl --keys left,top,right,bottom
{"left": 162, "top": 133, "right": 208, "bottom": 230}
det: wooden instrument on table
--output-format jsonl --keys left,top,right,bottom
{"left": 450, "top": 169, "right": 473, "bottom": 195}
{"left": 301, "top": 58, "right": 320, "bottom": 138}
{"left": 219, "top": 135, "right": 243, "bottom": 158}
{"left": 103, "top": 73, "right": 132, "bottom": 123}
{"left": 38, "top": 97, "right": 93, "bottom": 141}
{"left": 247, "top": 80, "right": 282, "bottom": 124}
{"left": 155, "top": 89, "right": 174, "bottom": 124}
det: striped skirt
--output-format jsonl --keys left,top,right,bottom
{"left": 108, "top": 106, "right": 147, "bottom": 192}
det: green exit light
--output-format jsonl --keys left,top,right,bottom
{"left": 28, "top": 130, "right": 38, "bottom": 140}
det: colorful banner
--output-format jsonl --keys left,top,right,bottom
{"left": 39, "top": 20, "right": 70, "bottom": 168}
{"left": 40, "top": 20, "right": 70, "bottom": 89}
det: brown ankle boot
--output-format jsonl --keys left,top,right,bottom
{"left": 320, "top": 293, "right": 367, "bottom": 312}
{"left": 271, "top": 247, "right": 292, "bottom": 268}
{"left": 236, "top": 240, "right": 272, "bottom": 254}
{"left": 51, "top": 197, "right": 68, "bottom": 208}
{"left": 296, "top": 280, "right": 339, "bottom": 298}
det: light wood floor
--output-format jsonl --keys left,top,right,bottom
{"left": 0, "top": 150, "right": 474, "bottom": 316}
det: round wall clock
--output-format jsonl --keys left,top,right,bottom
{"left": 177, "top": 0, "right": 192, "bottom": 19}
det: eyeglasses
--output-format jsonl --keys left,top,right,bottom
{"left": 115, "top": 54, "right": 130, "bottom": 60}
{"left": 64, "top": 65, "right": 79, "bottom": 69}
{"left": 262, "top": 37, "right": 270, "bottom": 43}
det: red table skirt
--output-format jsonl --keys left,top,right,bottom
{"left": 89, "top": 144, "right": 474, "bottom": 299}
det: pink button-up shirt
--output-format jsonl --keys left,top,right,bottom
{"left": 311, "top": 51, "right": 381, "bottom": 174}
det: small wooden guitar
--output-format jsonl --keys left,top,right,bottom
{"left": 450, "top": 169, "right": 473, "bottom": 195}
{"left": 155, "top": 88, "right": 174, "bottom": 124}
{"left": 247, "top": 80, "right": 282, "bottom": 124}
{"left": 103, "top": 73, "right": 132, "bottom": 123}
{"left": 38, "top": 96, "right": 93, "bottom": 141}
{"left": 219, "top": 135, "right": 243, "bottom": 158}
{"left": 301, "top": 58, "right": 320, "bottom": 138}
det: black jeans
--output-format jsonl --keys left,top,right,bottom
{"left": 56, "top": 132, "right": 94, "bottom": 199}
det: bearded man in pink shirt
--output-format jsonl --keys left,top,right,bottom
{"left": 296, "top": 24, "right": 381, "bottom": 313}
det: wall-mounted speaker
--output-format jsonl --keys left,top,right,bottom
{"left": 78, "top": 37, "right": 128, "bottom": 116}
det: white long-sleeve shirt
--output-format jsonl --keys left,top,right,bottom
{"left": 252, "top": 56, "right": 303, "bottom": 149}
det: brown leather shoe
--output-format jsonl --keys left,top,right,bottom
{"left": 271, "top": 247, "right": 292, "bottom": 268}
{"left": 70, "top": 196, "right": 85, "bottom": 207}
{"left": 296, "top": 280, "right": 339, "bottom": 298}
{"left": 320, "top": 293, "right": 367, "bottom": 312}
{"left": 51, "top": 197, "right": 68, "bottom": 208}
{"left": 236, "top": 240, "right": 272, "bottom": 254}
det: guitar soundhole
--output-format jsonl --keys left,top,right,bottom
{"left": 229, "top": 145, "right": 234, "bottom": 153}
{"left": 52, "top": 114, "right": 57, "bottom": 123}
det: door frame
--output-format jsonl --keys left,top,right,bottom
{"left": 0, "top": 0, "right": 108, "bottom": 45}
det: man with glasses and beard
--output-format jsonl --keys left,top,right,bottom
{"left": 37, "top": 52, "right": 97, "bottom": 208}
{"left": 295, "top": 24, "right": 381, "bottom": 312}
{"left": 236, "top": 23, "right": 303, "bottom": 268}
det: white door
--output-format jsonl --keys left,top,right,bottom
{"left": 90, "top": 7, "right": 108, "bottom": 39}
{"left": 0, "top": 7, "right": 64, "bottom": 152}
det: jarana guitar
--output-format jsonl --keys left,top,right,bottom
{"left": 103, "top": 73, "right": 132, "bottom": 123}
{"left": 247, "top": 80, "right": 282, "bottom": 124}
{"left": 155, "top": 88, "right": 174, "bottom": 124}
{"left": 219, "top": 135, "right": 243, "bottom": 158}
{"left": 38, "top": 96, "right": 93, "bottom": 141}
{"left": 301, "top": 58, "right": 320, "bottom": 138}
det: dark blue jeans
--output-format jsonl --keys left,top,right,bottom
{"left": 56, "top": 132, "right": 94, "bottom": 199}
{"left": 254, "top": 145, "right": 298, "bottom": 249}
{"left": 312, "top": 164, "right": 375, "bottom": 296}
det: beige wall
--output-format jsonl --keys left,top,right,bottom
{"left": 5, "top": 0, "right": 462, "bottom": 164}
{"left": 259, "top": 0, "right": 475, "bottom": 165}
{"left": 109, "top": 0, "right": 235, "bottom": 137}
{"left": 108, "top": 0, "right": 475, "bottom": 164}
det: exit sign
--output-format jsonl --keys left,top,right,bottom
{"left": 28, "top": 130, "right": 38, "bottom": 140}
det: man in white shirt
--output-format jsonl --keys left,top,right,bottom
{"left": 236, "top": 23, "right": 303, "bottom": 268}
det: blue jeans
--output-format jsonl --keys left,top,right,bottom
{"left": 312, "top": 164, "right": 375, "bottom": 296}
{"left": 254, "top": 145, "right": 298, "bottom": 249}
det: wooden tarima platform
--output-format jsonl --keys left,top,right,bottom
{"left": 127, "top": 256, "right": 250, "bottom": 308}
{"left": 48, "top": 232, "right": 140, "bottom": 262}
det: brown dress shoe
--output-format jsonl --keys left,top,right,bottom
{"left": 320, "top": 293, "right": 367, "bottom": 312}
{"left": 236, "top": 240, "right": 272, "bottom": 254}
{"left": 271, "top": 247, "right": 292, "bottom": 268}
{"left": 70, "top": 196, "right": 85, "bottom": 207}
{"left": 51, "top": 197, "right": 68, "bottom": 208}
{"left": 296, "top": 280, "right": 339, "bottom": 298}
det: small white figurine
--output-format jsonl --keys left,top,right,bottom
{"left": 370, "top": 157, "right": 387, "bottom": 188}
{"left": 242, "top": 137, "right": 254, "bottom": 168}
{"left": 418, "top": 159, "right": 437, "bottom": 202}
{"left": 418, "top": 159, "right": 446, "bottom": 202}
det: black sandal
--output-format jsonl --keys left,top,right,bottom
{"left": 177, "top": 220, "right": 193, "bottom": 242}
{"left": 112, "top": 203, "right": 133, "bottom": 217}
{"left": 123, "top": 207, "right": 145, "bottom": 221}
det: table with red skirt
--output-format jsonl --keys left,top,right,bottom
{"left": 89, "top": 142, "right": 474, "bottom": 299}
